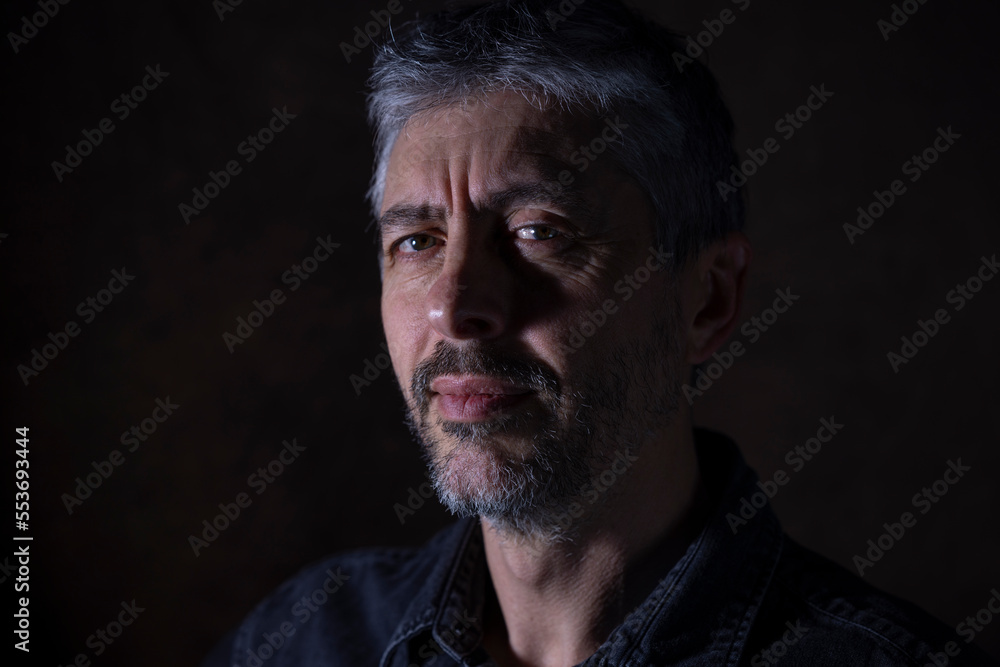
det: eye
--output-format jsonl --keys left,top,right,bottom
{"left": 515, "top": 225, "right": 560, "bottom": 241}
{"left": 396, "top": 234, "right": 438, "bottom": 254}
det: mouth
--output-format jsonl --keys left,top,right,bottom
{"left": 429, "top": 376, "right": 533, "bottom": 422}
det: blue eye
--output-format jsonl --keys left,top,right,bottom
{"left": 397, "top": 234, "right": 438, "bottom": 253}
{"left": 515, "top": 225, "right": 560, "bottom": 241}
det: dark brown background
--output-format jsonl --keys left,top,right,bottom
{"left": 2, "top": 0, "right": 998, "bottom": 664}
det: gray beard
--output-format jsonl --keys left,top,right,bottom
{"left": 403, "top": 303, "right": 681, "bottom": 544}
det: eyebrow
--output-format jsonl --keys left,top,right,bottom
{"left": 376, "top": 204, "right": 447, "bottom": 238}
{"left": 376, "top": 180, "right": 595, "bottom": 239}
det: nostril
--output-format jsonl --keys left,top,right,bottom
{"left": 454, "top": 317, "right": 493, "bottom": 337}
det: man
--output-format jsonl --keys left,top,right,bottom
{"left": 205, "top": 1, "right": 992, "bottom": 665}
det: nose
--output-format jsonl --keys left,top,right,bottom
{"left": 426, "top": 238, "right": 511, "bottom": 341}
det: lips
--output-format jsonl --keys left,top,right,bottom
{"left": 430, "top": 376, "right": 532, "bottom": 421}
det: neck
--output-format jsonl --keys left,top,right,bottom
{"left": 480, "top": 420, "right": 707, "bottom": 667}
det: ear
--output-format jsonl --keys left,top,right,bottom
{"left": 681, "top": 231, "right": 752, "bottom": 365}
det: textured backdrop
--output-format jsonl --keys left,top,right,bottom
{"left": 2, "top": 0, "right": 998, "bottom": 664}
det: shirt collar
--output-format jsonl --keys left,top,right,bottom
{"left": 379, "top": 517, "right": 487, "bottom": 667}
{"left": 381, "top": 428, "right": 784, "bottom": 666}
{"left": 586, "top": 428, "right": 784, "bottom": 665}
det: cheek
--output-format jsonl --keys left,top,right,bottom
{"left": 555, "top": 278, "right": 670, "bottom": 360}
{"left": 519, "top": 316, "right": 601, "bottom": 390}
{"left": 382, "top": 276, "right": 417, "bottom": 328}
{"left": 382, "top": 287, "right": 426, "bottom": 387}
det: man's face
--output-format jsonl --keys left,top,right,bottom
{"left": 379, "top": 91, "right": 684, "bottom": 539}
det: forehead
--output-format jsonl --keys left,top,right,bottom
{"left": 382, "top": 92, "right": 602, "bottom": 204}
{"left": 398, "top": 90, "right": 589, "bottom": 151}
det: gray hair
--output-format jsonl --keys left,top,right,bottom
{"left": 365, "top": 0, "right": 744, "bottom": 267}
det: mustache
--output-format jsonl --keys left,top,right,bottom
{"left": 410, "top": 341, "right": 560, "bottom": 409}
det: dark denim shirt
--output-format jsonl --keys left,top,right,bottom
{"left": 204, "top": 429, "right": 994, "bottom": 666}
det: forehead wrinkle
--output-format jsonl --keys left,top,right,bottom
{"left": 383, "top": 105, "right": 612, "bottom": 232}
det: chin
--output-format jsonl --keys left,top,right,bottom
{"left": 434, "top": 442, "right": 531, "bottom": 506}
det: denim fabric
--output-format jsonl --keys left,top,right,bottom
{"left": 203, "top": 429, "right": 995, "bottom": 666}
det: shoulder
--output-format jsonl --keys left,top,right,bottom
{"left": 743, "top": 535, "right": 994, "bottom": 666}
{"left": 205, "top": 520, "right": 470, "bottom": 667}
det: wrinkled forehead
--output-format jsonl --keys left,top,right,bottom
{"left": 382, "top": 92, "right": 619, "bottom": 206}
